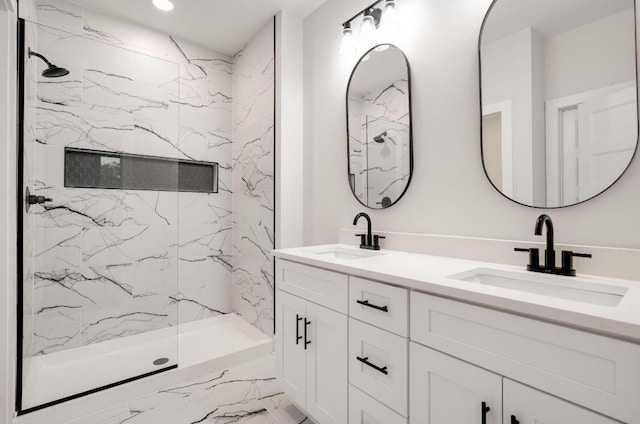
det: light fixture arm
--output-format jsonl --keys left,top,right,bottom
{"left": 342, "top": 0, "right": 387, "bottom": 28}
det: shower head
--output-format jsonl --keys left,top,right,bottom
{"left": 41, "top": 66, "right": 70, "bottom": 78}
{"left": 28, "top": 48, "right": 70, "bottom": 78}
{"left": 373, "top": 131, "right": 388, "bottom": 144}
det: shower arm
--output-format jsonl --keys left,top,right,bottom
{"left": 28, "top": 48, "right": 54, "bottom": 67}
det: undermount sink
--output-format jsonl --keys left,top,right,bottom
{"left": 313, "top": 247, "right": 384, "bottom": 260}
{"left": 449, "top": 268, "right": 627, "bottom": 307}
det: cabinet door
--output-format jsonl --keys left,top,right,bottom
{"left": 350, "top": 385, "right": 407, "bottom": 424}
{"left": 275, "top": 291, "right": 307, "bottom": 410}
{"left": 305, "top": 301, "right": 348, "bottom": 424}
{"left": 410, "top": 343, "right": 502, "bottom": 424}
{"left": 504, "top": 379, "right": 619, "bottom": 424}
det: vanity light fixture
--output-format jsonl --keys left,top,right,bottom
{"left": 359, "top": 9, "right": 377, "bottom": 40}
{"left": 339, "top": 0, "right": 400, "bottom": 55}
{"left": 339, "top": 22, "right": 357, "bottom": 56}
{"left": 380, "top": 0, "right": 400, "bottom": 34}
{"left": 152, "top": 0, "right": 174, "bottom": 11}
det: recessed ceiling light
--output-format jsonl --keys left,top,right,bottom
{"left": 153, "top": 0, "right": 174, "bottom": 11}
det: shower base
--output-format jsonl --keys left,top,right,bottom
{"left": 18, "top": 314, "right": 271, "bottom": 423}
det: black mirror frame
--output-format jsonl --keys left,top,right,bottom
{"left": 478, "top": 0, "right": 639, "bottom": 209}
{"left": 345, "top": 43, "right": 414, "bottom": 210}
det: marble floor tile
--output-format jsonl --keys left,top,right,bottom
{"left": 64, "top": 355, "right": 303, "bottom": 424}
{"left": 258, "top": 393, "right": 306, "bottom": 424}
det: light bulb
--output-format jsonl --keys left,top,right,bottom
{"left": 381, "top": 0, "right": 400, "bottom": 34}
{"left": 359, "top": 12, "right": 376, "bottom": 42}
{"left": 374, "top": 45, "right": 390, "bottom": 52}
{"left": 339, "top": 23, "right": 357, "bottom": 56}
{"left": 153, "top": 0, "right": 174, "bottom": 11}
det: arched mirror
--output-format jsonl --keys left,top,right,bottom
{"left": 480, "top": 0, "right": 638, "bottom": 208}
{"left": 347, "top": 44, "right": 413, "bottom": 209}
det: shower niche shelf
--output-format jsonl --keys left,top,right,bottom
{"left": 64, "top": 147, "right": 219, "bottom": 193}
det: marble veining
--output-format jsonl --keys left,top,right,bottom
{"left": 19, "top": 0, "right": 274, "bottom": 373}
{"left": 349, "top": 79, "right": 410, "bottom": 207}
{"left": 231, "top": 22, "right": 275, "bottom": 336}
{"left": 69, "top": 355, "right": 307, "bottom": 424}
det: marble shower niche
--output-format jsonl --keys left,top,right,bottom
{"left": 20, "top": 0, "right": 275, "bottom": 371}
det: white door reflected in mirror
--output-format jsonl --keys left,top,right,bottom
{"left": 480, "top": 0, "right": 638, "bottom": 208}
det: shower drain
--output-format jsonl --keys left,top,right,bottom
{"left": 153, "top": 357, "right": 169, "bottom": 366}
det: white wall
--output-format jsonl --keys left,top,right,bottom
{"left": 1, "top": 3, "right": 17, "bottom": 423}
{"left": 482, "top": 28, "right": 536, "bottom": 204}
{"left": 531, "top": 29, "right": 546, "bottom": 206}
{"left": 303, "top": 0, "right": 640, "bottom": 249}
{"left": 545, "top": 8, "right": 636, "bottom": 100}
{"left": 275, "top": 11, "right": 304, "bottom": 249}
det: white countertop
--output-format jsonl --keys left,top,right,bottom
{"left": 273, "top": 244, "right": 640, "bottom": 342}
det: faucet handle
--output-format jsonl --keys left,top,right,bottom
{"left": 514, "top": 247, "right": 540, "bottom": 270}
{"left": 561, "top": 251, "right": 592, "bottom": 276}
{"left": 373, "top": 235, "right": 385, "bottom": 250}
{"left": 571, "top": 252, "right": 592, "bottom": 258}
{"left": 355, "top": 233, "right": 366, "bottom": 247}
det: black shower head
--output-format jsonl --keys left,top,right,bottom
{"left": 41, "top": 66, "right": 70, "bottom": 78}
{"left": 28, "top": 48, "right": 70, "bottom": 78}
{"left": 373, "top": 131, "right": 388, "bottom": 144}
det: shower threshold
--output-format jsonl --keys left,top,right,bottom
{"left": 19, "top": 314, "right": 271, "bottom": 419}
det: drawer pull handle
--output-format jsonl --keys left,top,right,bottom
{"left": 356, "top": 299, "right": 389, "bottom": 312}
{"left": 356, "top": 356, "right": 388, "bottom": 375}
{"left": 481, "top": 402, "right": 490, "bottom": 424}
{"left": 295, "top": 314, "right": 303, "bottom": 345}
{"left": 304, "top": 318, "right": 311, "bottom": 350}
{"left": 511, "top": 415, "right": 519, "bottom": 424}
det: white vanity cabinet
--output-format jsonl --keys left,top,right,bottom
{"left": 410, "top": 344, "right": 618, "bottom": 424}
{"left": 274, "top": 253, "right": 640, "bottom": 424}
{"left": 410, "top": 291, "right": 640, "bottom": 424}
{"left": 275, "top": 261, "right": 348, "bottom": 424}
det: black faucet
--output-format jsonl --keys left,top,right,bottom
{"left": 535, "top": 214, "right": 555, "bottom": 270}
{"left": 353, "top": 212, "right": 385, "bottom": 250}
{"left": 515, "top": 214, "right": 592, "bottom": 277}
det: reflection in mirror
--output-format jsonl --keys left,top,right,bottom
{"left": 480, "top": 0, "right": 638, "bottom": 208}
{"left": 347, "top": 44, "right": 412, "bottom": 209}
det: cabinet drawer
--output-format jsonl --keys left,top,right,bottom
{"left": 349, "top": 277, "right": 408, "bottom": 336}
{"left": 349, "top": 318, "right": 408, "bottom": 416}
{"left": 276, "top": 259, "right": 348, "bottom": 313}
{"left": 411, "top": 292, "right": 640, "bottom": 424}
{"left": 349, "top": 385, "right": 407, "bottom": 424}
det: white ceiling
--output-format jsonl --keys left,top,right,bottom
{"left": 350, "top": 47, "right": 407, "bottom": 97}
{"left": 482, "top": 0, "right": 633, "bottom": 44}
{"left": 71, "top": 0, "right": 327, "bottom": 56}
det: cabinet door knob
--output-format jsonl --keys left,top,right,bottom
{"left": 304, "top": 318, "right": 311, "bottom": 350}
{"left": 511, "top": 415, "right": 519, "bottom": 424}
{"left": 295, "top": 314, "right": 303, "bottom": 345}
{"left": 481, "top": 402, "right": 491, "bottom": 424}
{"left": 356, "top": 299, "right": 389, "bottom": 312}
{"left": 355, "top": 356, "right": 388, "bottom": 375}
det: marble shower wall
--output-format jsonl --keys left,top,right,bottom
{"left": 22, "top": 19, "right": 39, "bottom": 379}
{"left": 350, "top": 79, "right": 410, "bottom": 207}
{"left": 20, "top": 0, "right": 235, "bottom": 356}
{"left": 231, "top": 22, "right": 276, "bottom": 336}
